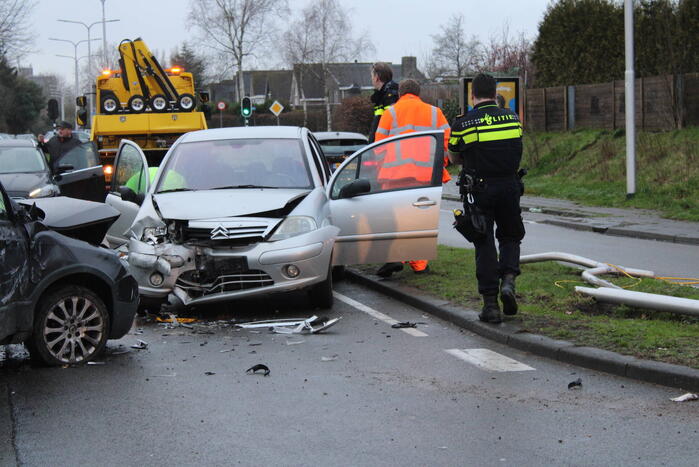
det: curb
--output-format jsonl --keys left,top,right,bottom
{"left": 346, "top": 269, "right": 699, "bottom": 392}
{"left": 442, "top": 194, "right": 699, "bottom": 246}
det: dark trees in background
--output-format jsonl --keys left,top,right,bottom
{"left": 170, "top": 43, "right": 208, "bottom": 89}
{"left": 333, "top": 96, "right": 373, "bottom": 135}
{"left": 532, "top": 0, "right": 699, "bottom": 88}
{"left": 0, "top": 56, "right": 44, "bottom": 133}
{"left": 531, "top": 0, "right": 624, "bottom": 87}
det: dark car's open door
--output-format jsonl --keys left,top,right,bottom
{"left": 54, "top": 142, "right": 106, "bottom": 202}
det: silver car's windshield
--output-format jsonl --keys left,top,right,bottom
{"left": 156, "top": 138, "right": 312, "bottom": 193}
{"left": 0, "top": 147, "right": 47, "bottom": 173}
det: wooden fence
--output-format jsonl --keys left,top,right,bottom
{"left": 525, "top": 73, "right": 699, "bottom": 131}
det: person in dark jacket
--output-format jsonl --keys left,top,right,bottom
{"left": 368, "top": 62, "right": 399, "bottom": 143}
{"left": 38, "top": 121, "right": 82, "bottom": 173}
{"left": 448, "top": 73, "right": 525, "bottom": 324}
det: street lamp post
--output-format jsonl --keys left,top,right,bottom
{"left": 50, "top": 37, "right": 101, "bottom": 119}
{"left": 100, "top": 0, "right": 108, "bottom": 66}
{"left": 57, "top": 18, "right": 119, "bottom": 115}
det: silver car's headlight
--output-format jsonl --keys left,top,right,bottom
{"left": 28, "top": 184, "right": 59, "bottom": 198}
{"left": 269, "top": 216, "right": 317, "bottom": 241}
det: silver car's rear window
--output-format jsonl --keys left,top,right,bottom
{"left": 156, "top": 138, "right": 312, "bottom": 192}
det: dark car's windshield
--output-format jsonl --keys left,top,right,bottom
{"left": 156, "top": 138, "right": 312, "bottom": 193}
{"left": 0, "top": 147, "right": 48, "bottom": 173}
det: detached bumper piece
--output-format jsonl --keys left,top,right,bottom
{"left": 236, "top": 315, "right": 342, "bottom": 334}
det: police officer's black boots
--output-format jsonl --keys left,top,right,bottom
{"left": 479, "top": 295, "right": 502, "bottom": 324}
{"left": 500, "top": 274, "right": 518, "bottom": 316}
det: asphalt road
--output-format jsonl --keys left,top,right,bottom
{"left": 439, "top": 198, "right": 699, "bottom": 279}
{"left": 2, "top": 281, "right": 698, "bottom": 466}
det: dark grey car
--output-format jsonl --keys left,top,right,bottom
{"left": 0, "top": 181, "right": 139, "bottom": 365}
{"left": 0, "top": 139, "right": 105, "bottom": 202}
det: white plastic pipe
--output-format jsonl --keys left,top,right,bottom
{"left": 576, "top": 287, "right": 699, "bottom": 317}
{"left": 521, "top": 252, "right": 699, "bottom": 317}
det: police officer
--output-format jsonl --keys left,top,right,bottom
{"left": 448, "top": 73, "right": 524, "bottom": 324}
{"left": 38, "top": 121, "right": 82, "bottom": 173}
{"left": 368, "top": 62, "right": 399, "bottom": 143}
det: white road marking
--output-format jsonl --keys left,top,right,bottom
{"left": 445, "top": 348, "right": 535, "bottom": 372}
{"left": 333, "top": 292, "right": 428, "bottom": 337}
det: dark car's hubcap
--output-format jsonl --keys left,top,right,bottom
{"left": 44, "top": 296, "right": 104, "bottom": 363}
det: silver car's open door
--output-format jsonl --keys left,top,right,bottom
{"left": 328, "top": 130, "right": 444, "bottom": 265}
{"left": 104, "top": 140, "right": 150, "bottom": 247}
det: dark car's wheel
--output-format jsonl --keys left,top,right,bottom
{"left": 28, "top": 285, "right": 109, "bottom": 365}
{"left": 308, "top": 263, "right": 333, "bottom": 309}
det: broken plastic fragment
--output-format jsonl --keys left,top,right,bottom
{"left": 568, "top": 378, "right": 582, "bottom": 390}
{"left": 670, "top": 393, "right": 699, "bottom": 402}
{"left": 321, "top": 355, "right": 339, "bottom": 362}
{"left": 131, "top": 339, "right": 149, "bottom": 350}
{"left": 204, "top": 371, "right": 216, "bottom": 376}
{"left": 87, "top": 361, "right": 105, "bottom": 365}
{"left": 238, "top": 315, "right": 342, "bottom": 334}
{"left": 246, "top": 364, "right": 270, "bottom": 376}
{"left": 391, "top": 321, "right": 417, "bottom": 329}
{"left": 286, "top": 339, "right": 305, "bottom": 346}
{"left": 156, "top": 316, "right": 197, "bottom": 324}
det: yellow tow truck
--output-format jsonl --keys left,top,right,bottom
{"left": 84, "top": 38, "right": 208, "bottom": 186}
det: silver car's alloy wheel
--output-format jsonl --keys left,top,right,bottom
{"left": 39, "top": 292, "right": 107, "bottom": 364}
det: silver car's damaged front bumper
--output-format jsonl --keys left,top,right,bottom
{"left": 126, "top": 225, "right": 339, "bottom": 307}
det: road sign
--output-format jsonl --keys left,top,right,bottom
{"left": 269, "top": 100, "right": 284, "bottom": 117}
{"left": 217, "top": 101, "right": 226, "bottom": 111}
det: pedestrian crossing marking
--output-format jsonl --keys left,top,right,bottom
{"left": 445, "top": 348, "right": 535, "bottom": 372}
{"left": 333, "top": 292, "right": 429, "bottom": 337}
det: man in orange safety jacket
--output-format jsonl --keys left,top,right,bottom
{"left": 374, "top": 78, "right": 451, "bottom": 277}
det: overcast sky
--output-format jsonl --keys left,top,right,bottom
{"left": 24, "top": 0, "right": 550, "bottom": 81}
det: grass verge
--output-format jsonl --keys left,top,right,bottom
{"left": 522, "top": 128, "right": 699, "bottom": 221}
{"left": 356, "top": 245, "right": 699, "bottom": 369}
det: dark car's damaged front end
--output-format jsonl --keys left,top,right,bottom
{"left": 0, "top": 192, "right": 139, "bottom": 365}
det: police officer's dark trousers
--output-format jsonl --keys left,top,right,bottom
{"left": 471, "top": 177, "right": 525, "bottom": 296}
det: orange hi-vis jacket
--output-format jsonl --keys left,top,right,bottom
{"left": 374, "top": 93, "right": 451, "bottom": 185}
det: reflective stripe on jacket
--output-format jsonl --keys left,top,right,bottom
{"left": 448, "top": 102, "right": 523, "bottom": 178}
{"left": 375, "top": 93, "right": 451, "bottom": 183}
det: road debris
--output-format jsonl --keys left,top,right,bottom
{"left": 87, "top": 361, "right": 105, "bottom": 365}
{"left": 568, "top": 378, "right": 582, "bottom": 390}
{"left": 219, "top": 348, "right": 235, "bottom": 353}
{"left": 391, "top": 321, "right": 419, "bottom": 328}
{"left": 156, "top": 315, "right": 197, "bottom": 324}
{"left": 204, "top": 371, "right": 216, "bottom": 376}
{"left": 321, "top": 355, "right": 339, "bottom": 362}
{"left": 670, "top": 393, "right": 699, "bottom": 402}
{"left": 237, "top": 315, "right": 342, "bottom": 335}
{"left": 246, "top": 364, "right": 270, "bottom": 376}
{"left": 131, "top": 339, "right": 149, "bottom": 350}
{"left": 286, "top": 339, "right": 306, "bottom": 346}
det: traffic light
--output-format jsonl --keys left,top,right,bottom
{"left": 241, "top": 96, "right": 252, "bottom": 118}
{"left": 47, "top": 99, "right": 59, "bottom": 121}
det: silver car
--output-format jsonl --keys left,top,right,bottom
{"left": 104, "top": 126, "right": 444, "bottom": 310}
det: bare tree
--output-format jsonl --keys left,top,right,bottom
{"left": 481, "top": 23, "right": 532, "bottom": 78}
{"left": 188, "top": 0, "right": 287, "bottom": 102}
{"left": 282, "top": 0, "right": 374, "bottom": 130}
{"left": 0, "top": 0, "right": 36, "bottom": 59}
{"left": 427, "top": 13, "right": 482, "bottom": 78}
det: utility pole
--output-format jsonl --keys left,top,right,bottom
{"left": 624, "top": 0, "right": 636, "bottom": 199}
